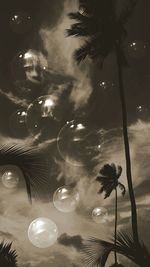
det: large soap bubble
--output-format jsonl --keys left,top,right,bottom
{"left": 92, "top": 207, "right": 108, "bottom": 224}
{"left": 11, "top": 49, "right": 48, "bottom": 92}
{"left": 26, "top": 95, "right": 61, "bottom": 136}
{"left": 28, "top": 217, "right": 58, "bottom": 248}
{"left": 9, "top": 109, "right": 28, "bottom": 138}
{"left": 57, "top": 120, "right": 104, "bottom": 166}
{"left": 2, "top": 171, "right": 19, "bottom": 189}
{"left": 53, "top": 186, "right": 79, "bottom": 213}
{"left": 10, "top": 12, "right": 32, "bottom": 34}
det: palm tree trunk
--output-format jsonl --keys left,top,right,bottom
{"left": 114, "top": 188, "right": 118, "bottom": 264}
{"left": 115, "top": 44, "right": 139, "bottom": 245}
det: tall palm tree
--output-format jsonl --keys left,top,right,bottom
{"left": 0, "top": 144, "right": 50, "bottom": 202}
{"left": 96, "top": 163, "right": 125, "bottom": 266}
{"left": 0, "top": 241, "right": 17, "bottom": 267}
{"left": 67, "top": 0, "right": 139, "bottom": 245}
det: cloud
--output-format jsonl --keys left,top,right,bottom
{"left": 0, "top": 231, "right": 15, "bottom": 241}
{"left": 0, "top": 118, "right": 150, "bottom": 266}
{"left": 58, "top": 233, "right": 83, "bottom": 250}
{"left": 40, "top": 0, "right": 93, "bottom": 110}
{"left": 0, "top": 89, "right": 29, "bottom": 108}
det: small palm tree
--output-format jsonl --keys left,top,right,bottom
{"left": 0, "top": 144, "right": 50, "bottom": 202}
{"left": 67, "top": 0, "right": 139, "bottom": 245}
{"left": 96, "top": 163, "right": 126, "bottom": 266}
{"left": 0, "top": 242, "right": 17, "bottom": 267}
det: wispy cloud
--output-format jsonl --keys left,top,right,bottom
{"left": 40, "top": 0, "right": 93, "bottom": 110}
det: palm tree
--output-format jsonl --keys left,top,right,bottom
{"left": 67, "top": 0, "right": 139, "bottom": 245}
{"left": 96, "top": 163, "right": 126, "bottom": 266}
{"left": 0, "top": 241, "right": 18, "bottom": 267}
{"left": 0, "top": 144, "right": 50, "bottom": 202}
{"left": 82, "top": 231, "right": 150, "bottom": 267}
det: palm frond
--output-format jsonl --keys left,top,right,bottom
{"left": 66, "top": 26, "right": 91, "bottom": 37}
{"left": 82, "top": 232, "right": 150, "bottom": 267}
{"left": 0, "top": 144, "right": 50, "bottom": 202}
{"left": 74, "top": 41, "right": 92, "bottom": 63}
{"left": 118, "top": 183, "right": 126, "bottom": 196}
{"left": 96, "top": 176, "right": 115, "bottom": 198}
{"left": 68, "top": 12, "right": 90, "bottom": 22}
{"left": 114, "top": 231, "right": 150, "bottom": 267}
{"left": 66, "top": 19, "right": 102, "bottom": 37}
{"left": 109, "top": 264, "right": 124, "bottom": 267}
{"left": 82, "top": 237, "right": 112, "bottom": 267}
{"left": 0, "top": 241, "right": 18, "bottom": 267}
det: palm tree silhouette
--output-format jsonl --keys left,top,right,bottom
{"left": 0, "top": 144, "right": 50, "bottom": 201}
{"left": 67, "top": 0, "right": 139, "bottom": 245}
{"left": 96, "top": 163, "right": 125, "bottom": 266}
{"left": 0, "top": 242, "right": 17, "bottom": 267}
{"left": 82, "top": 231, "right": 150, "bottom": 267}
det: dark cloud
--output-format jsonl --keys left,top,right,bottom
{"left": 58, "top": 233, "right": 83, "bottom": 251}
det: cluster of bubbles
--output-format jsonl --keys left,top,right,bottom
{"left": 0, "top": 9, "right": 116, "bottom": 252}
{"left": 27, "top": 186, "right": 79, "bottom": 248}
{"left": 1, "top": 166, "right": 109, "bottom": 248}
{"left": 9, "top": 15, "right": 148, "bottom": 248}
{"left": 27, "top": 188, "right": 109, "bottom": 248}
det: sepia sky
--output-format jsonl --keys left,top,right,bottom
{"left": 0, "top": 0, "right": 149, "bottom": 266}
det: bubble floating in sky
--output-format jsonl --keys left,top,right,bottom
{"left": 26, "top": 95, "right": 60, "bottom": 136}
{"left": 11, "top": 49, "right": 48, "bottom": 90}
{"left": 10, "top": 12, "right": 32, "bottom": 34}
{"left": 2, "top": 171, "right": 19, "bottom": 189}
{"left": 99, "top": 81, "right": 115, "bottom": 95}
{"left": 92, "top": 207, "right": 108, "bottom": 224}
{"left": 57, "top": 120, "right": 104, "bottom": 166}
{"left": 53, "top": 186, "right": 79, "bottom": 213}
{"left": 28, "top": 217, "right": 58, "bottom": 248}
{"left": 127, "top": 40, "right": 148, "bottom": 59}
{"left": 9, "top": 109, "right": 28, "bottom": 138}
{"left": 136, "top": 105, "right": 149, "bottom": 120}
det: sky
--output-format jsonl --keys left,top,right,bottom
{"left": 0, "top": 0, "right": 149, "bottom": 266}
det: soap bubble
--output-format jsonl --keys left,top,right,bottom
{"left": 53, "top": 186, "right": 79, "bottom": 213}
{"left": 26, "top": 95, "right": 60, "bottom": 136}
{"left": 92, "top": 207, "right": 108, "bottom": 224}
{"left": 99, "top": 81, "right": 115, "bottom": 95}
{"left": 28, "top": 217, "right": 58, "bottom": 248}
{"left": 57, "top": 120, "right": 104, "bottom": 166}
{"left": 9, "top": 109, "right": 28, "bottom": 138}
{"left": 2, "top": 171, "right": 19, "bottom": 189}
{"left": 127, "top": 40, "right": 148, "bottom": 59}
{"left": 11, "top": 49, "right": 48, "bottom": 91}
{"left": 136, "top": 105, "right": 149, "bottom": 120}
{"left": 10, "top": 12, "right": 32, "bottom": 34}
